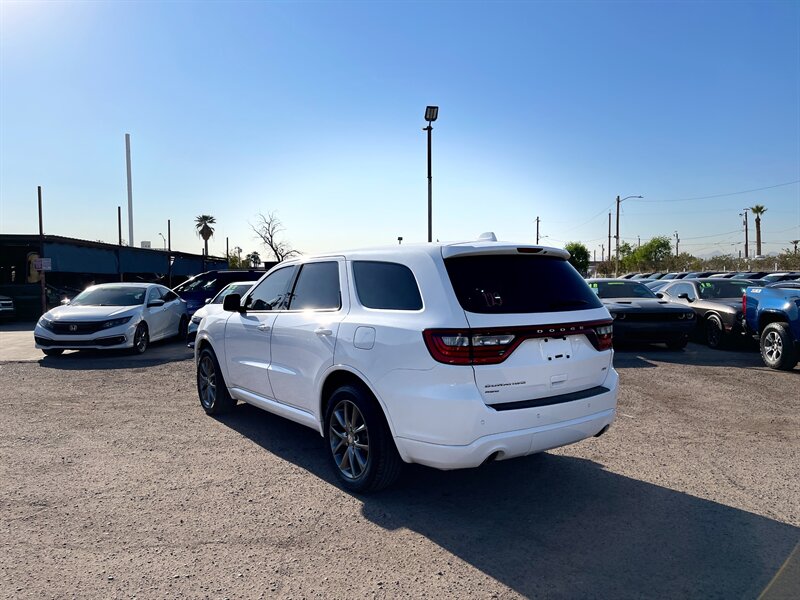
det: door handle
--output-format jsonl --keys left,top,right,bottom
{"left": 315, "top": 327, "right": 333, "bottom": 336}
{"left": 257, "top": 323, "right": 271, "bottom": 332}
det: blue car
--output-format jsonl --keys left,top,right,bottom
{"left": 173, "top": 270, "right": 265, "bottom": 315}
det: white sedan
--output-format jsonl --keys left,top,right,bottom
{"left": 34, "top": 283, "right": 188, "bottom": 356}
{"left": 187, "top": 281, "right": 256, "bottom": 347}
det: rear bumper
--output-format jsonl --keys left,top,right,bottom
{"left": 396, "top": 407, "right": 616, "bottom": 470}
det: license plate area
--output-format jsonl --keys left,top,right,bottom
{"left": 540, "top": 336, "right": 572, "bottom": 362}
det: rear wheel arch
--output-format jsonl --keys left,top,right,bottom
{"left": 758, "top": 311, "right": 789, "bottom": 334}
{"left": 319, "top": 369, "right": 395, "bottom": 437}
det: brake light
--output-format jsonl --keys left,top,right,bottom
{"left": 593, "top": 324, "right": 613, "bottom": 351}
{"left": 423, "top": 320, "right": 613, "bottom": 365}
{"left": 742, "top": 293, "right": 746, "bottom": 315}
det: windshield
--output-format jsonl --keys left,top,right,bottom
{"left": 71, "top": 286, "right": 147, "bottom": 306}
{"left": 697, "top": 280, "right": 750, "bottom": 300}
{"left": 589, "top": 281, "right": 657, "bottom": 299}
{"left": 444, "top": 255, "right": 602, "bottom": 313}
{"left": 211, "top": 283, "right": 254, "bottom": 304}
{"left": 174, "top": 275, "right": 218, "bottom": 293}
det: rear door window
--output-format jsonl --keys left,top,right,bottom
{"left": 287, "top": 262, "right": 341, "bottom": 311}
{"left": 444, "top": 255, "right": 602, "bottom": 314}
{"left": 353, "top": 261, "right": 422, "bottom": 310}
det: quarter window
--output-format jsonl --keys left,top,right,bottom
{"left": 246, "top": 267, "right": 296, "bottom": 311}
{"left": 287, "top": 262, "right": 341, "bottom": 311}
{"left": 353, "top": 261, "right": 422, "bottom": 310}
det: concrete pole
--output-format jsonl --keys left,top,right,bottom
{"left": 125, "top": 133, "right": 134, "bottom": 247}
{"left": 38, "top": 186, "right": 47, "bottom": 315}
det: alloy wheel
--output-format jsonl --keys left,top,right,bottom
{"left": 329, "top": 399, "right": 370, "bottom": 480}
{"left": 198, "top": 355, "right": 217, "bottom": 409}
{"left": 763, "top": 331, "right": 783, "bottom": 362}
{"left": 134, "top": 326, "right": 148, "bottom": 352}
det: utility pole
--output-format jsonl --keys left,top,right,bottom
{"left": 117, "top": 206, "right": 123, "bottom": 245}
{"left": 637, "top": 235, "right": 641, "bottom": 248}
{"left": 674, "top": 231, "right": 680, "bottom": 256}
{"left": 615, "top": 196, "right": 621, "bottom": 276}
{"left": 601, "top": 243, "right": 605, "bottom": 262}
{"left": 226, "top": 236, "right": 229, "bottom": 260}
{"left": 167, "top": 220, "right": 171, "bottom": 251}
{"left": 125, "top": 133, "right": 134, "bottom": 247}
{"left": 535, "top": 216, "right": 540, "bottom": 244}
{"left": 38, "top": 186, "right": 47, "bottom": 315}
{"left": 741, "top": 208, "right": 750, "bottom": 258}
{"left": 607, "top": 213, "right": 611, "bottom": 265}
{"left": 791, "top": 240, "right": 799, "bottom": 255}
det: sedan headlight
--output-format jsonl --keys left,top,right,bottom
{"left": 38, "top": 316, "right": 54, "bottom": 331}
{"left": 686, "top": 312, "right": 695, "bottom": 320}
{"left": 101, "top": 316, "right": 133, "bottom": 329}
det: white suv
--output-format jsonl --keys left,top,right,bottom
{"left": 194, "top": 237, "right": 618, "bottom": 491}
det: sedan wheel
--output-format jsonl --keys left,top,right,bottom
{"left": 132, "top": 323, "right": 149, "bottom": 354}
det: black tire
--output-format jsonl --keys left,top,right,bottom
{"left": 666, "top": 337, "right": 689, "bottom": 350}
{"left": 197, "top": 347, "right": 236, "bottom": 414}
{"left": 760, "top": 322, "right": 798, "bottom": 371}
{"left": 131, "top": 322, "right": 149, "bottom": 354}
{"left": 178, "top": 315, "right": 189, "bottom": 340}
{"left": 705, "top": 315, "right": 725, "bottom": 349}
{"left": 324, "top": 384, "right": 403, "bottom": 493}
{"left": 42, "top": 349, "right": 64, "bottom": 357}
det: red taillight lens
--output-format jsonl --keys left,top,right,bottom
{"left": 742, "top": 293, "right": 747, "bottom": 315}
{"left": 593, "top": 324, "right": 613, "bottom": 351}
{"left": 422, "top": 330, "right": 472, "bottom": 364}
{"left": 424, "top": 321, "right": 612, "bottom": 365}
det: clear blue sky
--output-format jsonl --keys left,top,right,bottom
{"left": 2, "top": 1, "right": 799, "bottom": 259}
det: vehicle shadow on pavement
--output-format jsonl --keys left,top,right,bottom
{"left": 36, "top": 340, "right": 193, "bottom": 370}
{"left": 219, "top": 403, "right": 799, "bottom": 599}
{"left": 613, "top": 342, "right": 776, "bottom": 370}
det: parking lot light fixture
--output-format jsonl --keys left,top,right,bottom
{"left": 423, "top": 106, "right": 439, "bottom": 243}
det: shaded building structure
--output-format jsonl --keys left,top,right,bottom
{"left": 0, "top": 234, "right": 228, "bottom": 319}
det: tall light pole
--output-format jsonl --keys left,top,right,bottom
{"left": 125, "top": 133, "right": 134, "bottom": 247}
{"left": 158, "top": 233, "right": 167, "bottom": 249}
{"left": 535, "top": 216, "right": 540, "bottom": 244}
{"left": 615, "top": 194, "right": 644, "bottom": 276}
{"left": 423, "top": 106, "right": 438, "bottom": 243}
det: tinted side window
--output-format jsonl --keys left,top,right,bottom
{"left": 146, "top": 287, "right": 162, "bottom": 303}
{"left": 247, "top": 267, "right": 296, "bottom": 311}
{"left": 668, "top": 283, "right": 696, "bottom": 299}
{"left": 288, "top": 262, "right": 341, "bottom": 310}
{"left": 353, "top": 261, "right": 422, "bottom": 310}
{"left": 444, "top": 255, "right": 602, "bottom": 314}
{"left": 162, "top": 290, "right": 178, "bottom": 302}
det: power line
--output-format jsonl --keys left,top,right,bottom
{"left": 632, "top": 180, "right": 800, "bottom": 204}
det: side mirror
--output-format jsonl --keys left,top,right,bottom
{"left": 204, "top": 298, "right": 212, "bottom": 304}
{"left": 223, "top": 293, "right": 243, "bottom": 313}
{"left": 655, "top": 292, "right": 664, "bottom": 299}
{"left": 147, "top": 298, "right": 165, "bottom": 308}
{"left": 61, "top": 298, "right": 71, "bottom": 306}
{"left": 677, "top": 293, "right": 692, "bottom": 302}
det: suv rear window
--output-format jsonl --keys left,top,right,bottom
{"left": 444, "top": 255, "right": 602, "bottom": 314}
{"left": 353, "top": 261, "right": 423, "bottom": 310}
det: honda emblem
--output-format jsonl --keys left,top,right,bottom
{"left": 69, "top": 324, "right": 78, "bottom": 332}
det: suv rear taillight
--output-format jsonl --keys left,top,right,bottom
{"left": 423, "top": 320, "right": 613, "bottom": 365}
{"left": 742, "top": 293, "right": 747, "bottom": 315}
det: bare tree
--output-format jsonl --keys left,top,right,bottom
{"left": 251, "top": 212, "right": 300, "bottom": 262}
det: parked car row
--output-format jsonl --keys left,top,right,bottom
{"left": 621, "top": 270, "right": 800, "bottom": 282}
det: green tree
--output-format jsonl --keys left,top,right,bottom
{"left": 565, "top": 241, "right": 590, "bottom": 276}
{"left": 750, "top": 205, "right": 767, "bottom": 257}
{"left": 195, "top": 215, "right": 216, "bottom": 256}
{"left": 246, "top": 250, "right": 262, "bottom": 268}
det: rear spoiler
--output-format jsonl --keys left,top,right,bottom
{"left": 441, "top": 243, "right": 570, "bottom": 260}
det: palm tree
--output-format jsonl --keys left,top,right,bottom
{"left": 246, "top": 250, "right": 261, "bottom": 268}
{"left": 194, "top": 215, "right": 216, "bottom": 256}
{"left": 750, "top": 205, "right": 767, "bottom": 257}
